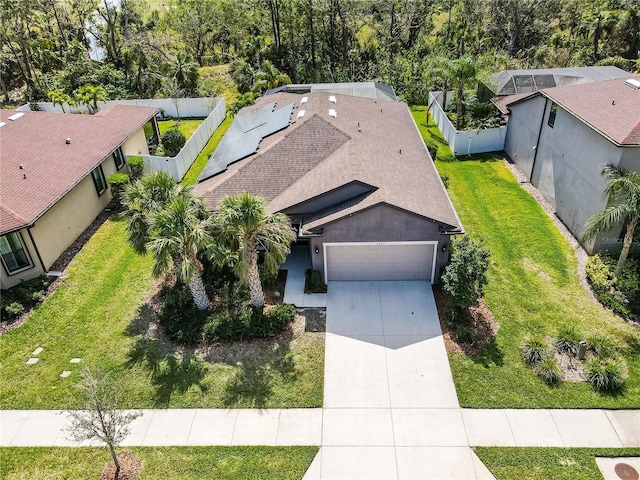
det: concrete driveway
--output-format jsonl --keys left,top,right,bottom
{"left": 306, "top": 281, "right": 495, "bottom": 480}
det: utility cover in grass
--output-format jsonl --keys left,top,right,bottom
{"left": 70, "top": 358, "right": 81, "bottom": 363}
{"left": 32, "top": 347, "right": 43, "bottom": 356}
{"left": 60, "top": 371, "right": 71, "bottom": 378}
{"left": 26, "top": 358, "right": 38, "bottom": 364}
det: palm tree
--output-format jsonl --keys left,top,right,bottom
{"left": 582, "top": 163, "right": 640, "bottom": 276}
{"left": 253, "top": 60, "right": 291, "bottom": 94}
{"left": 73, "top": 84, "right": 107, "bottom": 114}
{"left": 147, "top": 195, "right": 213, "bottom": 310}
{"left": 121, "top": 171, "right": 191, "bottom": 255}
{"left": 213, "top": 193, "right": 296, "bottom": 310}
{"left": 450, "top": 56, "right": 477, "bottom": 130}
{"left": 47, "top": 90, "right": 74, "bottom": 113}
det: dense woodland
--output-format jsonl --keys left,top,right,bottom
{"left": 2, "top": 0, "right": 639, "bottom": 107}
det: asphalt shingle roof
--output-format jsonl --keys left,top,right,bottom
{"left": 0, "top": 105, "right": 158, "bottom": 234}
{"left": 195, "top": 91, "right": 462, "bottom": 232}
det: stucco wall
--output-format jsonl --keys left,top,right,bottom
{"left": 308, "top": 204, "right": 451, "bottom": 282}
{"left": 0, "top": 229, "right": 44, "bottom": 289}
{"left": 122, "top": 127, "right": 150, "bottom": 156}
{"left": 504, "top": 95, "right": 547, "bottom": 178}
{"left": 534, "top": 105, "right": 623, "bottom": 240}
{"left": 619, "top": 147, "right": 640, "bottom": 172}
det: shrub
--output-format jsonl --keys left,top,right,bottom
{"left": 161, "top": 129, "right": 186, "bottom": 157}
{"left": 455, "top": 324, "right": 473, "bottom": 344}
{"left": 5, "top": 302, "right": 25, "bottom": 320}
{"left": 521, "top": 333, "right": 548, "bottom": 365}
{"left": 305, "top": 269, "right": 326, "bottom": 293}
{"left": 203, "top": 306, "right": 252, "bottom": 342}
{"left": 585, "top": 253, "right": 640, "bottom": 318}
{"left": 158, "top": 285, "right": 207, "bottom": 344}
{"left": 125, "top": 156, "right": 144, "bottom": 180}
{"left": 264, "top": 303, "right": 296, "bottom": 333}
{"left": 425, "top": 140, "right": 439, "bottom": 159}
{"left": 554, "top": 324, "right": 582, "bottom": 356}
{"left": 440, "top": 173, "right": 450, "bottom": 189}
{"left": 535, "top": 357, "right": 562, "bottom": 386}
{"left": 441, "top": 236, "right": 490, "bottom": 311}
{"left": 585, "top": 357, "right": 628, "bottom": 391}
{"left": 587, "top": 333, "right": 619, "bottom": 359}
{"left": 259, "top": 262, "right": 278, "bottom": 287}
{"left": 107, "top": 173, "right": 130, "bottom": 208}
{"left": 437, "top": 152, "right": 456, "bottom": 162}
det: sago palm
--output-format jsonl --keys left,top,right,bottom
{"left": 582, "top": 163, "right": 640, "bottom": 276}
{"left": 121, "top": 171, "right": 191, "bottom": 255}
{"left": 213, "top": 193, "right": 296, "bottom": 310}
{"left": 147, "top": 195, "right": 213, "bottom": 310}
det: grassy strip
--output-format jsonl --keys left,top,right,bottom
{"left": 0, "top": 446, "right": 318, "bottom": 480}
{"left": 157, "top": 118, "right": 204, "bottom": 140}
{"left": 410, "top": 105, "right": 454, "bottom": 158}
{"left": 435, "top": 158, "right": 640, "bottom": 408}
{"left": 475, "top": 447, "right": 640, "bottom": 480}
{"left": 182, "top": 115, "right": 232, "bottom": 186}
{"left": 0, "top": 218, "right": 324, "bottom": 409}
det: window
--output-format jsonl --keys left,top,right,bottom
{"left": 113, "top": 147, "right": 125, "bottom": 170}
{"left": 548, "top": 102, "right": 558, "bottom": 128}
{"left": 1, "top": 232, "right": 32, "bottom": 274}
{"left": 91, "top": 165, "right": 107, "bottom": 195}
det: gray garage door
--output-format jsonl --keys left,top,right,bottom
{"left": 325, "top": 243, "right": 435, "bottom": 282}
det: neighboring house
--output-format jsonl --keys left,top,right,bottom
{"left": 195, "top": 88, "right": 463, "bottom": 283}
{"left": 502, "top": 76, "right": 640, "bottom": 251}
{"left": 0, "top": 105, "right": 159, "bottom": 289}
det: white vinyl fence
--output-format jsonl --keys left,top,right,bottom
{"left": 139, "top": 98, "right": 226, "bottom": 181}
{"left": 428, "top": 91, "right": 507, "bottom": 156}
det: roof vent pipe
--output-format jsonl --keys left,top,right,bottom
{"left": 66, "top": 138, "right": 71, "bottom": 144}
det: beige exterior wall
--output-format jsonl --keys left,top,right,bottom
{"left": 122, "top": 127, "right": 149, "bottom": 156}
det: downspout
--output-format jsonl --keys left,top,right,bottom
{"left": 27, "top": 227, "right": 46, "bottom": 272}
{"left": 529, "top": 97, "right": 548, "bottom": 180}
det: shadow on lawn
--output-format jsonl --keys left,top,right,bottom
{"left": 471, "top": 337, "right": 504, "bottom": 368}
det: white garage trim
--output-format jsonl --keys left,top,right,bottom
{"left": 323, "top": 241, "right": 438, "bottom": 283}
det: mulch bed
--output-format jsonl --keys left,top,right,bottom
{"left": 263, "top": 270, "right": 287, "bottom": 305}
{"left": 433, "top": 286, "right": 499, "bottom": 356}
{"left": 100, "top": 452, "right": 142, "bottom": 480}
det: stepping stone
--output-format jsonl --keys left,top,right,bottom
{"left": 26, "top": 358, "right": 39, "bottom": 365}
{"left": 70, "top": 358, "right": 82, "bottom": 363}
{"left": 32, "top": 347, "right": 43, "bottom": 356}
{"left": 60, "top": 371, "right": 71, "bottom": 378}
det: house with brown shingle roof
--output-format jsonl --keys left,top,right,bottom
{"left": 195, "top": 88, "right": 462, "bottom": 283}
{"left": 0, "top": 105, "right": 159, "bottom": 289}
{"left": 502, "top": 76, "right": 640, "bottom": 252}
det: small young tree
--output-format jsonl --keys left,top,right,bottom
{"left": 161, "top": 129, "right": 186, "bottom": 157}
{"left": 66, "top": 367, "right": 140, "bottom": 480}
{"left": 441, "top": 236, "right": 490, "bottom": 311}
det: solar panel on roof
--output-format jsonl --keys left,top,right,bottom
{"left": 263, "top": 103, "right": 293, "bottom": 136}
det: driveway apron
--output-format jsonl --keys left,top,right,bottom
{"left": 309, "top": 281, "right": 494, "bottom": 480}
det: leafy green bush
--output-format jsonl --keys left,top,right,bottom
{"left": 265, "top": 303, "right": 296, "bottom": 332}
{"left": 161, "top": 129, "right": 186, "bottom": 157}
{"left": 554, "top": 324, "right": 582, "bottom": 356}
{"left": 440, "top": 173, "right": 450, "bottom": 189}
{"left": 158, "top": 285, "right": 207, "bottom": 344}
{"left": 437, "top": 152, "right": 456, "bottom": 162}
{"left": 204, "top": 306, "right": 252, "bottom": 342}
{"left": 258, "top": 262, "right": 278, "bottom": 287}
{"left": 5, "top": 302, "right": 25, "bottom": 319}
{"left": 585, "top": 357, "right": 628, "bottom": 391}
{"left": 587, "top": 333, "right": 619, "bottom": 359}
{"left": 521, "top": 333, "right": 548, "bottom": 365}
{"left": 455, "top": 324, "right": 473, "bottom": 344}
{"left": 425, "top": 140, "right": 439, "bottom": 159}
{"left": 585, "top": 253, "right": 640, "bottom": 319}
{"left": 125, "top": 156, "right": 144, "bottom": 181}
{"left": 107, "top": 173, "right": 130, "bottom": 208}
{"left": 305, "top": 269, "right": 326, "bottom": 293}
{"left": 535, "top": 357, "right": 562, "bottom": 386}
{"left": 441, "top": 236, "right": 490, "bottom": 311}
{"left": 1, "top": 275, "right": 50, "bottom": 322}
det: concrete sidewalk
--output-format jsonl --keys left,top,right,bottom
{"left": 282, "top": 245, "right": 327, "bottom": 308}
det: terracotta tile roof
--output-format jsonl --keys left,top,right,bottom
{"left": 541, "top": 76, "right": 640, "bottom": 146}
{"left": 195, "top": 91, "right": 462, "bottom": 232}
{"left": 0, "top": 105, "right": 158, "bottom": 234}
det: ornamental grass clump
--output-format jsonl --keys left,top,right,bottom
{"left": 587, "top": 333, "right": 619, "bottom": 360}
{"left": 585, "top": 357, "right": 628, "bottom": 392}
{"left": 521, "top": 333, "right": 548, "bottom": 365}
{"left": 555, "top": 324, "right": 582, "bottom": 356}
{"left": 534, "top": 357, "right": 562, "bottom": 386}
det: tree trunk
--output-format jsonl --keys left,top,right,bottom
{"left": 616, "top": 216, "right": 638, "bottom": 277}
{"left": 109, "top": 443, "right": 121, "bottom": 480}
{"left": 188, "top": 270, "right": 210, "bottom": 310}
{"left": 455, "top": 79, "right": 464, "bottom": 130}
{"left": 248, "top": 255, "right": 265, "bottom": 310}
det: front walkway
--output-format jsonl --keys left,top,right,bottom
{"left": 282, "top": 245, "right": 327, "bottom": 308}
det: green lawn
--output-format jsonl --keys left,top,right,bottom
{"left": 410, "top": 105, "right": 454, "bottom": 158}
{"left": 475, "top": 447, "right": 640, "bottom": 480}
{"left": 0, "top": 218, "right": 324, "bottom": 409}
{"left": 157, "top": 118, "right": 203, "bottom": 140}
{"left": 182, "top": 114, "right": 232, "bottom": 186}
{"left": 0, "top": 446, "right": 318, "bottom": 480}
{"left": 435, "top": 158, "right": 640, "bottom": 408}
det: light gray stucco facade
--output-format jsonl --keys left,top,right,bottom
{"left": 504, "top": 95, "right": 640, "bottom": 252}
